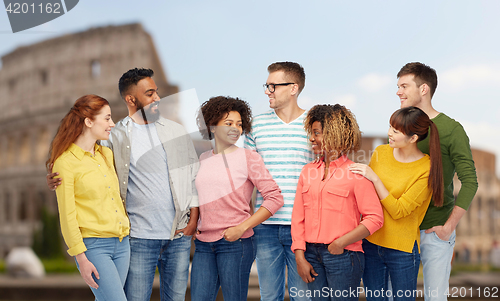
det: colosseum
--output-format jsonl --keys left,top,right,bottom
{"left": 0, "top": 23, "right": 178, "bottom": 258}
{"left": 0, "top": 23, "right": 498, "bottom": 265}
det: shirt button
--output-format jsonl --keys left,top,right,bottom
{"left": 123, "top": 181, "right": 126, "bottom": 185}
{"left": 98, "top": 164, "right": 100, "bottom": 167}
{"left": 125, "top": 164, "right": 128, "bottom": 167}
{"left": 112, "top": 198, "right": 114, "bottom": 200}
{"left": 116, "top": 210, "right": 118, "bottom": 212}
{"left": 104, "top": 175, "right": 106, "bottom": 177}
{"left": 126, "top": 146, "right": 130, "bottom": 149}
{"left": 109, "top": 186, "right": 111, "bottom": 188}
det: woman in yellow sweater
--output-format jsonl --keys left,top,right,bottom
{"left": 46, "top": 95, "right": 130, "bottom": 301}
{"left": 349, "top": 106, "right": 443, "bottom": 301}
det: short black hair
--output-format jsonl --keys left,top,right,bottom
{"left": 197, "top": 96, "right": 252, "bottom": 140}
{"left": 118, "top": 68, "right": 154, "bottom": 98}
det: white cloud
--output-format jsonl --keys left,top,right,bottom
{"left": 356, "top": 73, "right": 392, "bottom": 93}
{"left": 334, "top": 94, "right": 357, "bottom": 108}
{"left": 298, "top": 95, "right": 315, "bottom": 111}
{"left": 440, "top": 65, "right": 500, "bottom": 90}
{"left": 299, "top": 93, "right": 357, "bottom": 110}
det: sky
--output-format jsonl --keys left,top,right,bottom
{"left": 1, "top": 0, "right": 500, "bottom": 175}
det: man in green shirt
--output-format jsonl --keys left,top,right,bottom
{"left": 396, "top": 62, "right": 478, "bottom": 301}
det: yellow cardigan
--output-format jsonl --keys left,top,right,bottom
{"left": 53, "top": 143, "right": 130, "bottom": 256}
{"left": 366, "top": 144, "right": 432, "bottom": 253}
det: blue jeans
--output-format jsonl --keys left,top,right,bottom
{"left": 302, "top": 243, "right": 364, "bottom": 301}
{"left": 420, "top": 230, "right": 455, "bottom": 301}
{"left": 77, "top": 236, "right": 130, "bottom": 301}
{"left": 254, "top": 224, "right": 310, "bottom": 301}
{"left": 362, "top": 239, "right": 420, "bottom": 301}
{"left": 124, "top": 235, "right": 191, "bottom": 301}
{"left": 190, "top": 237, "right": 255, "bottom": 301}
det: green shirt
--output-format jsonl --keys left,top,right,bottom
{"left": 418, "top": 113, "right": 478, "bottom": 229}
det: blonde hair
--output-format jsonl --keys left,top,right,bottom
{"left": 304, "top": 104, "right": 361, "bottom": 156}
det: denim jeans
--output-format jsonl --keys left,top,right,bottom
{"left": 124, "top": 235, "right": 191, "bottom": 301}
{"left": 253, "top": 224, "right": 310, "bottom": 301}
{"left": 190, "top": 237, "right": 255, "bottom": 301}
{"left": 362, "top": 239, "right": 420, "bottom": 301}
{"left": 420, "top": 230, "right": 455, "bottom": 301}
{"left": 302, "top": 243, "right": 364, "bottom": 301}
{"left": 76, "top": 236, "right": 130, "bottom": 301}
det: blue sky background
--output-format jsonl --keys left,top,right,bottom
{"left": 1, "top": 0, "right": 499, "bottom": 174}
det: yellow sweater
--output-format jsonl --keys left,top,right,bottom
{"left": 366, "top": 144, "right": 432, "bottom": 253}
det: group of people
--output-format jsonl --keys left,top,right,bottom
{"left": 46, "top": 61, "right": 477, "bottom": 301}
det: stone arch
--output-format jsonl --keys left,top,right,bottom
{"left": 36, "top": 127, "right": 50, "bottom": 164}
{"left": 6, "top": 135, "right": 16, "bottom": 167}
{"left": 19, "top": 132, "right": 30, "bottom": 165}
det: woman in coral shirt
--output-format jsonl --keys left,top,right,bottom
{"left": 291, "top": 104, "right": 384, "bottom": 301}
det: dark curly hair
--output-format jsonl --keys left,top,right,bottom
{"left": 197, "top": 96, "right": 252, "bottom": 140}
{"left": 304, "top": 104, "right": 361, "bottom": 154}
{"left": 118, "top": 68, "right": 154, "bottom": 98}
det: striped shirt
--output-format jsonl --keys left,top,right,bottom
{"left": 244, "top": 110, "right": 313, "bottom": 224}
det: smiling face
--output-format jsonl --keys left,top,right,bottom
{"left": 129, "top": 77, "right": 161, "bottom": 122}
{"left": 87, "top": 105, "right": 114, "bottom": 141}
{"left": 309, "top": 121, "right": 324, "bottom": 154}
{"left": 265, "top": 70, "right": 295, "bottom": 110}
{"left": 396, "top": 74, "right": 423, "bottom": 109}
{"left": 212, "top": 110, "right": 243, "bottom": 150}
{"left": 387, "top": 125, "right": 414, "bottom": 149}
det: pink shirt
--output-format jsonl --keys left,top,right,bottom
{"left": 291, "top": 155, "right": 383, "bottom": 252}
{"left": 195, "top": 148, "right": 284, "bottom": 242}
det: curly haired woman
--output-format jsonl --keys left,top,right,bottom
{"left": 191, "top": 96, "right": 284, "bottom": 301}
{"left": 291, "top": 104, "right": 384, "bottom": 301}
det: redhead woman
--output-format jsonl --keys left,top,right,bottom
{"left": 47, "top": 95, "right": 130, "bottom": 301}
{"left": 349, "top": 106, "right": 443, "bottom": 301}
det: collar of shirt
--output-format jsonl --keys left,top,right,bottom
{"left": 314, "top": 154, "right": 349, "bottom": 170}
{"left": 68, "top": 143, "right": 102, "bottom": 160}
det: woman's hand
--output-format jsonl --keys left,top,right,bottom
{"left": 349, "top": 163, "right": 378, "bottom": 182}
{"left": 223, "top": 225, "right": 246, "bottom": 242}
{"left": 295, "top": 250, "right": 318, "bottom": 283}
{"left": 328, "top": 240, "right": 345, "bottom": 255}
{"left": 75, "top": 253, "right": 99, "bottom": 289}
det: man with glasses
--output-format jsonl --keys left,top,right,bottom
{"left": 245, "top": 62, "right": 312, "bottom": 300}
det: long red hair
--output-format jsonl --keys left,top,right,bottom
{"left": 390, "top": 106, "right": 444, "bottom": 206}
{"left": 46, "top": 95, "right": 110, "bottom": 170}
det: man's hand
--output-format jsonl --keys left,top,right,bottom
{"left": 328, "top": 240, "right": 345, "bottom": 255}
{"left": 295, "top": 250, "right": 318, "bottom": 283}
{"left": 222, "top": 225, "right": 246, "bottom": 242}
{"left": 75, "top": 253, "right": 99, "bottom": 289}
{"left": 425, "top": 225, "right": 453, "bottom": 241}
{"left": 174, "top": 222, "right": 197, "bottom": 237}
{"left": 46, "top": 163, "right": 61, "bottom": 191}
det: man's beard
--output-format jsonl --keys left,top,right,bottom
{"left": 135, "top": 100, "right": 160, "bottom": 123}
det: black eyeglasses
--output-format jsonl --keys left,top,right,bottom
{"left": 263, "top": 83, "right": 295, "bottom": 93}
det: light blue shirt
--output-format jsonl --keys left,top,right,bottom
{"left": 127, "top": 122, "right": 175, "bottom": 239}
